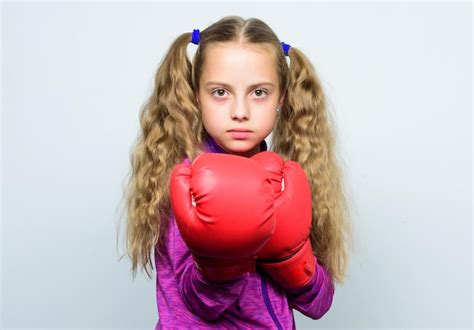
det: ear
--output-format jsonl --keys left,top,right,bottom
{"left": 279, "top": 92, "right": 286, "bottom": 107}
{"left": 195, "top": 92, "right": 200, "bottom": 106}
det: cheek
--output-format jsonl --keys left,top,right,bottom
{"left": 257, "top": 109, "right": 277, "bottom": 128}
{"left": 200, "top": 107, "right": 222, "bottom": 129}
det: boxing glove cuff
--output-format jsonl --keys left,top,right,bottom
{"left": 257, "top": 239, "right": 316, "bottom": 290}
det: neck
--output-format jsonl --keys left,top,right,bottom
{"left": 203, "top": 135, "right": 267, "bottom": 157}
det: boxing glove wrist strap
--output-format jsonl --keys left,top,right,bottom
{"left": 257, "top": 239, "right": 316, "bottom": 289}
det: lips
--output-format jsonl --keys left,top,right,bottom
{"left": 228, "top": 129, "right": 253, "bottom": 139}
{"left": 228, "top": 128, "right": 252, "bottom": 132}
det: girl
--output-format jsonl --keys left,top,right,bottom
{"left": 118, "top": 15, "right": 353, "bottom": 329}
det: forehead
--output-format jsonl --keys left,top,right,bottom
{"left": 201, "top": 43, "right": 278, "bottom": 85}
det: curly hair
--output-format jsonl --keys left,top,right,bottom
{"left": 116, "top": 15, "right": 354, "bottom": 284}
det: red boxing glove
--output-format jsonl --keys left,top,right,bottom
{"left": 251, "top": 151, "right": 316, "bottom": 289}
{"left": 169, "top": 153, "right": 276, "bottom": 282}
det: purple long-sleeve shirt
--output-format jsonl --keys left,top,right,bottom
{"left": 154, "top": 136, "right": 335, "bottom": 329}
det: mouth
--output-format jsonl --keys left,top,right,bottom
{"left": 228, "top": 129, "right": 253, "bottom": 139}
{"left": 228, "top": 128, "right": 253, "bottom": 132}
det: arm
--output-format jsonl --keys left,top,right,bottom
{"left": 168, "top": 213, "right": 249, "bottom": 321}
{"left": 167, "top": 153, "right": 275, "bottom": 320}
{"left": 250, "top": 152, "right": 335, "bottom": 319}
{"left": 285, "top": 256, "right": 335, "bottom": 320}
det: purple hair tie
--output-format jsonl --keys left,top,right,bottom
{"left": 281, "top": 41, "right": 291, "bottom": 56}
{"left": 191, "top": 29, "right": 200, "bottom": 45}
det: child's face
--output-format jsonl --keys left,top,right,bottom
{"left": 196, "top": 42, "right": 284, "bottom": 158}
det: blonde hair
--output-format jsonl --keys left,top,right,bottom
{"left": 116, "top": 15, "right": 354, "bottom": 284}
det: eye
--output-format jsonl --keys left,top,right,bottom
{"left": 254, "top": 89, "right": 269, "bottom": 98}
{"left": 211, "top": 89, "right": 228, "bottom": 98}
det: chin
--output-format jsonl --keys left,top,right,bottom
{"left": 226, "top": 142, "right": 260, "bottom": 157}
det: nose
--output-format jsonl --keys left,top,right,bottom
{"left": 230, "top": 101, "right": 250, "bottom": 121}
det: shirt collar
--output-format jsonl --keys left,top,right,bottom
{"left": 203, "top": 135, "right": 268, "bottom": 154}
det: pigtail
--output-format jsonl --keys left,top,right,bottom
{"left": 272, "top": 47, "right": 354, "bottom": 284}
{"left": 118, "top": 32, "right": 205, "bottom": 280}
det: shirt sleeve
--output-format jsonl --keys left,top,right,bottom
{"left": 169, "top": 217, "right": 249, "bottom": 321}
{"left": 285, "top": 256, "right": 335, "bottom": 320}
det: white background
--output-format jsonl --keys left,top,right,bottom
{"left": 2, "top": 1, "right": 472, "bottom": 329}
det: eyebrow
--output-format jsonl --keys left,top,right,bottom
{"left": 205, "top": 81, "right": 275, "bottom": 89}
